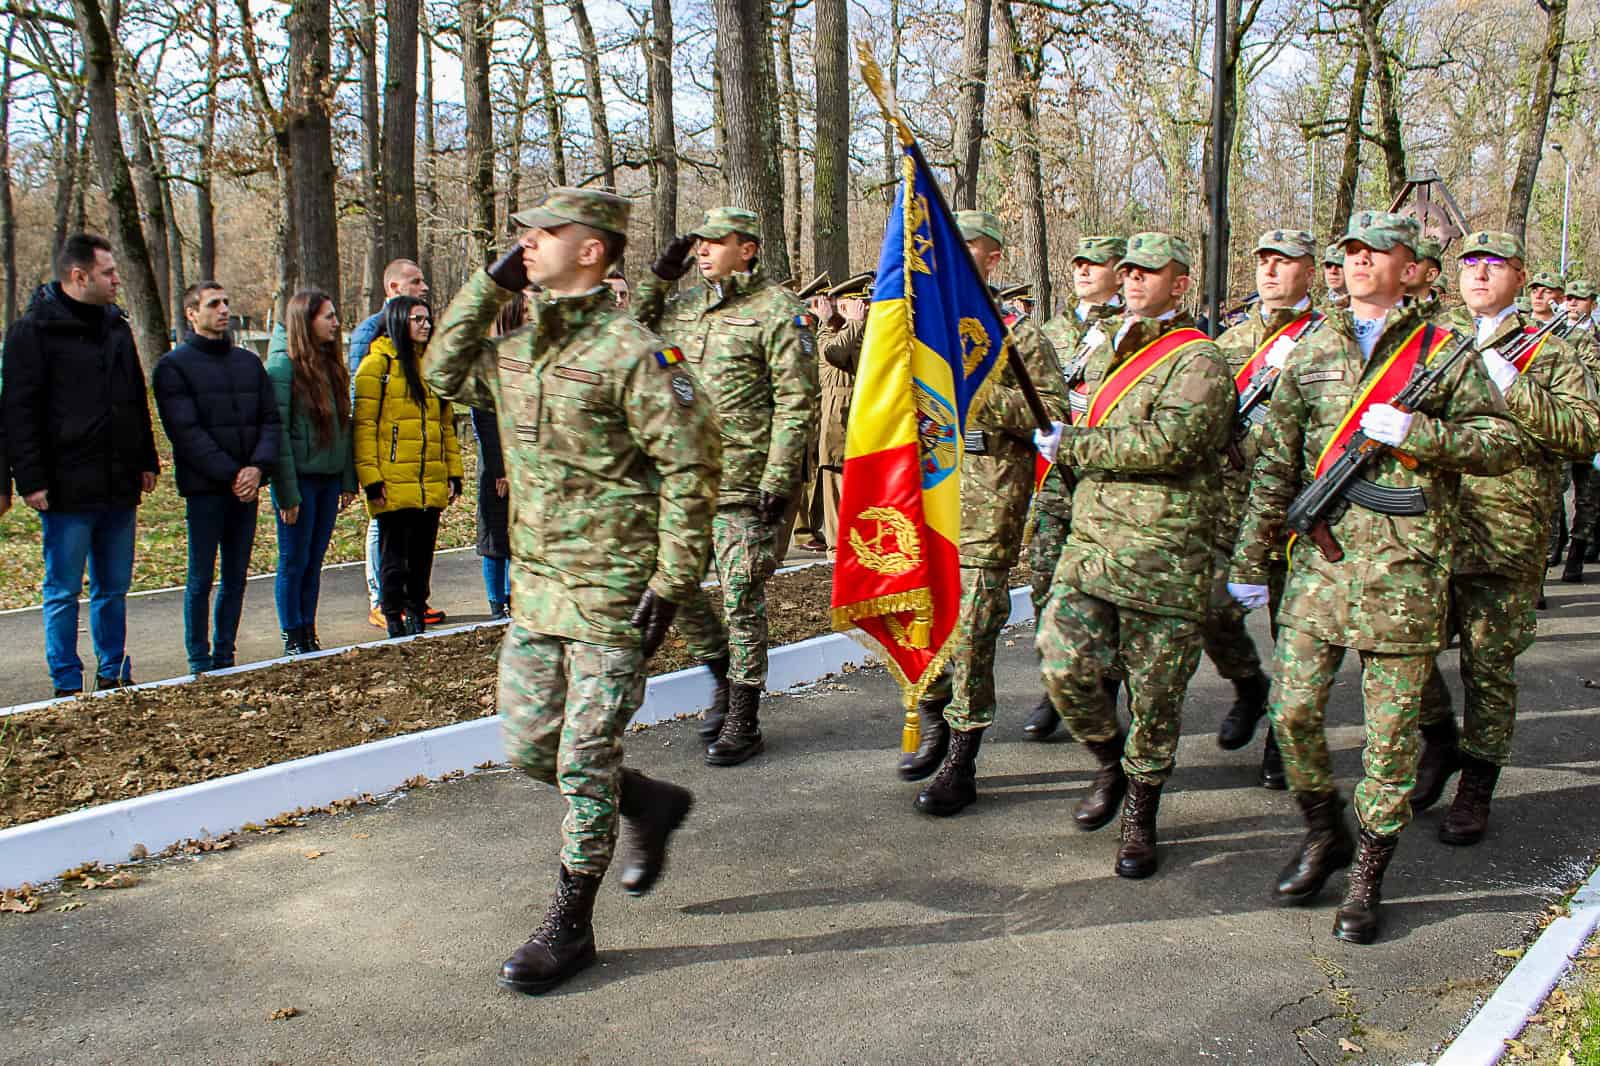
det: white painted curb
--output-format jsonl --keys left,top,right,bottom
{"left": 1433, "top": 861, "right": 1600, "bottom": 1066}
{"left": 0, "top": 585, "right": 1032, "bottom": 890}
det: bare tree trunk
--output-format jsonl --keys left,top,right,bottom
{"left": 507, "top": 53, "right": 533, "bottom": 225}
{"left": 566, "top": 0, "right": 614, "bottom": 189}
{"left": 951, "top": 0, "right": 991, "bottom": 210}
{"left": 814, "top": 0, "right": 849, "bottom": 280}
{"left": 530, "top": 0, "right": 566, "bottom": 187}
{"left": 711, "top": 0, "right": 789, "bottom": 279}
{"left": 645, "top": 0, "right": 677, "bottom": 247}
{"left": 122, "top": 80, "right": 172, "bottom": 322}
{"left": 52, "top": 112, "right": 79, "bottom": 249}
{"left": 713, "top": 39, "right": 727, "bottom": 199}
{"left": 382, "top": 0, "right": 420, "bottom": 262}
{"left": 1358, "top": 0, "right": 1406, "bottom": 199}
{"left": 419, "top": 19, "right": 437, "bottom": 283}
{"left": 1504, "top": 0, "right": 1567, "bottom": 239}
{"left": 70, "top": 0, "right": 169, "bottom": 370}
{"left": 287, "top": 0, "right": 340, "bottom": 306}
{"left": 359, "top": 0, "right": 381, "bottom": 308}
{"left": 1331, "top": 39, "right": 1369, "bottom": 240}
{"left": 196, "top": 0, "right": 219, "bottom": 280}
{"left": 462, "top": 0, "right": 495, "bottom": 264}
{"left": 0, "top": 20, "right": 17, "bottom": 330}
{"left": 775, "top": 2, "right": 802, "bottom": 273}
{"left": 993, "top": 1, "right": 1049, "bottom": 315}
{"left": 883, "top": 0, "right": 901, "bottom": 193}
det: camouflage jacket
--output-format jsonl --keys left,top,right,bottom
{"left": 1038, "top": 300, "right": 1124, "bottom": 519}
{"left": 816, "top": 317, "right": 864, "bottom": 470}
{"left": 1230, "top": 303, "right": 1522, "bottom": 653}
{"left": 635, "top": 265, "right": 819, "bottom": 508}
{"left": 1440, "top": 307, "right": 1600, "bottom": 582}
{"left": 423, "top": 271, "right": 721, "bottom": 646}
{"left": 1054, "top": 311, "right": 1234, "bottom": 621}
{"left": 960, "top": 313, "right": 1068, "bottom": 569}
{"left": 1569, "top": 323, "right": 1600, "bottom": 395}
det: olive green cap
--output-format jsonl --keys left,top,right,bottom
{"left": 1337, "top": 210, "right": 1422, "bottom": 255}
{"left": 997, "top": 282, "right": 1032, "bottom": 302}
{"left": 1529, "top": 271, "right": 1566, "bottom": 292}
{"left": 511, "top": 187, "right": 630, "bottom": 237}
{"left": 1568, "top": 279, "right": 1598, "bottom": 300}
{"left": 1323, "top": 244, "right": 1345, "bottom": 267}
{"left": 1515, "top": 295, "right": 1532, "bottom": 313}
{"left": 828, "top": 272, "right": 874, "bottom": 299}
{"left": 955, "top": 210, "right": 1005, "bottom": 247}
{"left": 1255, "top": 228, "right": 1317, "bottom": 260}
{"left": 1121, "top": 231, "right": 1192, "bottom": 270}
{"left": 1415, "top": 236, "right": 1445, "bottom": 266}
{"left": 1072, "top": 235, "right": 1127, "bottom": 264}
{"left": 1458, "top": 230, "right": 1524, "bottom": 262}
{"left": 691, "top": 206, "right": 761, "bottom": 241}
{"left": 795, "top": 272, "right": 832, "bottom": 299}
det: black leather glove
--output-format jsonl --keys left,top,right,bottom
{"left": 650, "top": 233, "right": 698, "bottom": 282}
{"left": 486, "top": 244, "right": 530, "bottom": 292}
{"left": 364, "top": 481, "right": 386, "bottom": 502}
{"left": 630, "top": 588, "right": 679, "bottom": 660}
{"left": 758, "top": 491, "right": 789, "bottom": 527}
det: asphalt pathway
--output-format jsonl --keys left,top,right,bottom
{"left": 3, "top": 579, "right": 1599, "bottom": 1064}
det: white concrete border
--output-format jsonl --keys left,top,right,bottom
{"left": 1433, "top": 861, "right": 1600, "bottom": 1066}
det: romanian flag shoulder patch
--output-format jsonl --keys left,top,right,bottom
{"left": 652, "top": 346, "right": 685, "bottom": 369}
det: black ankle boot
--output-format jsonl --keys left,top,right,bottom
{"left": 1548, "top": 514, "right": 1567, "bottom": 569}
{"left": 1274, "top": 790, "right": 1355, "bottom": 903}
{"left": 698, "top": 655, "right": 731, "bottom": 740}
{"left": 1259, "top": 730, "right": 1286, "bottom": 790}
{"left": 1411, "top": 716, "right": 1462, "bottom": 811}
{"left": 1439, "top": 753, "right": 1500, "bottom": 846}
{"left": 705, "top": 683, "right": 764, "bottom": 766}
{"left": 1074, "top": 732, "right": 1128, "bottom": 831}
{"left": 1333, "top": 829, "right": 1399, "bottom": 944}
{"left": 914, "top": 727, "right": 984, "bottom": 816}
{"left": 498, "top": 866, "right": 602, "bottom": 994}
{"left": 898, "top": 693, "right": 951, "bottom": 780}
{"left": 303, "top": 625, "right": 322, "bottom": 651}
{"left": 1563, "top": 540, "right": 1587, "bottom": 583}
{"left": 385, "top": 613, "right": 408, "bottom": 639}
{"left": 616, "top": 768, "right": 694, "bottom": 895}
{"left": 1022, "top": 694, "right": 1060, "bottom": 740}
{"left": 1217, "top": 673, "right": 1269, "bottom": 750}
{"left": 282, "top": 628, "right": 306, "bottom": 656}
{"left": 1115, "top": 779, "right": 1162, "bottom": 879}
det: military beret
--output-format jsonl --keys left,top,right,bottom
{"left": 692, "top": 206, "right": 762, "bottom": 241}
{"left": 956, "top": 210, "right": 1005, "bottom": 247}
{"left": 1568, "top": 279, "right": 1598, "bottom": 300}
{"left": 1338, "top": 210, "right": 1421, "bottom": 255}
{"left": 1121, "top": 231, "right": 1192, "bottom": 270}
{"left": 1458, "top": 230, "right": 1523, "bottom": 262}
{"left": 1323, "top": 244, "right": 1345, "bottom": 267}
{"left": 828, "top": 272, "right": 874, "bottom": 300}
{"left": 511, "top": 187, "right": 631, "bottom": 238}
{"left": 1255, "top": 229, "right": 1317, "bottom": 260}
{"left": 1529, "top": 271, "right": 1566, "bottom": 292}
{"left": 1072, "top": 235, "right": 1127, "bottom": 264}
{"left": 1415, "top": 236, "right": 1445, "bottom": 266}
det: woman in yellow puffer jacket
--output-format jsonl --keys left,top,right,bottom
{"left": 352, "top": 296, "right": 463, "bottom": 637}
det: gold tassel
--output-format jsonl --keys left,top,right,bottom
{"left": 902, "top": 705, "right": 921, "bottom": 754}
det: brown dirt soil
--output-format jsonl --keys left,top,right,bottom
{"left": 0, "top": 564, "right": 846, "bottom": 831}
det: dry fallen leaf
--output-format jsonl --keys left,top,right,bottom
{"left": 351, "top": 833, "right": 370, "bottom": 840}
{"left": 268, "top": 1007, "right": 299, "bottom": 1021}
{"left": 0, "top": 889, "right": 40, "bottom": 914}
{"left": 1494, "top": 947, "right": 1526, "bottom": 960}
{"left": 303, "top": 850, "right": 325, "bottom": 861}
{"left": 1504, "top": 1037, "right": 1532, "bottom": 1060}
{"left": 1338, "top": 1038, "right": 1364, "bottom": 1053}
{"left": 54, "top": 900, "right": 85, "bottom": 912}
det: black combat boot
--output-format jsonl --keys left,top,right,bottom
{"left": 282, "top": 629, "right": 307, "bottom": 656}
{"left": 385, "top": 613, "right": 408, "bottom": 639}
{"left": 498, "top": 866, "right": 602, "bottom": 994}
{"left": 1439, "top": 753, "right": 1501, "bottom": 847}
{"left": 914, "top": 727, "right": 984, "bottom": 817}
{"left": 1217, "top": 673, "right": 1270, "bottom": 750}
{"left": 705, "top": 683, "right": 765, "bottom": 766}
{"left": 1074, "top": 732, "right": 1128, "bottom": 831}
{"left": 1274, "top": 790, "right": 1355, "bottom": 903}
{"left": 616, "top": 768, "right": 694, "bottom": 896}
{"left": 1411, "top": 716, "right": 1462, "bottom": 811}
{"left": 698, "top": 655, "right": 731, "bottom": 740}
{"left": 304, "top": 625, "right": 322, "bottom": 651}
{"left": 1563, "top": 540, "right": 1587, "bottom": 583}
{"left": 1259, "top": 730, "right": 1286, "bottom": 789}
{"left": 1587, "top": 537, "right": 1600, "bottom": 563}
{"left": 897, "top": 693, "right": 951, "bottom": 781}
{"left": 1022, "top": 695, "right": 1060, "bottom": 740}
{"left": 1547, "top": 511, "right": 1567, "bottom": 569}
{"left": 1114, "top": 779, "right": 1162, "bottom": 879}
{"left": 1332, "top": 829, "right": 1399, "bottom": 944}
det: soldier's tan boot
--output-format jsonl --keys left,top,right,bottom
{"left": 498, "top": 866, "right": 601, "bottom": 995}
{"left": 1439, "top": 754, "right": 1500, "bottom": 847}
{"left": 914, "top": 727, "right": 983, "bottom": 817}
{"left": 616, "top": 769, "right": 694, "bottom": 896}
{"left": 1114, "top": 779, "right": 1162, "bottom": 879}
{"left": 1411, "top": 716, "right": 1462, "bottom": 811}
{"left": 1332, "top": 829, "right": 1398, "bottom": 945}
{"left": 1073, "top": 732, "right": 1127, "bottom": 831}
{"left": 706, "top": 683, "right": 765, "bottom": 766}
{"left": 1274, "top": 790, "right": 1354, "bottom": 903}
{"left": 898, "top": 693, "right": 951, "bottom": 781}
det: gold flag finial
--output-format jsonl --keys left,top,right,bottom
{"left": 856, "top": 39, "right": 913, "bottom": 147}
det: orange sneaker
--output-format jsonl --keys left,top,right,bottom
{"left": 423, "top": 606, "right": 446, "bottom": 624}
{"left": 368, "top": 607, "right": 385, "bottom": 628}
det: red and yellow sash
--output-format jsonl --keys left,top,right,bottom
{"left": 1309, "top": 322, "right": 1453, "bottom": 479}
{"left": 1233, "top": 311, "right": 1319, "bottom": 393}
{"left": 1513, "top": 327, "right": 1550, "bottom": 373}
{"left": 1084, "top": 327, "right": 1209, "bottom": 428}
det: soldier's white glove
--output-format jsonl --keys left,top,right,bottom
{"left": 1480, "top": 348, "right": 1519, "bottom": 393}
{"left": 1227, "top": 582, "right": 1269, "bottom": 612}
{"left": 1593, "top": 453, "right": 1600, "bottom": 472}
{"left": 1033, "top": 421, "right": 1066, "bottom": 464}
{"left": 1360, "top": 404, "right": 1414, "bottom": 446}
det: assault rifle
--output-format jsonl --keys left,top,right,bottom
{"left": 1285, "top": 311, "right": 1568, "bottom": 562}
{"left": 1227, "top": 311, "right": 1328, "bottom": 469}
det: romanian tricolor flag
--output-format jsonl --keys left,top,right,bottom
{"left": 831, "top": 53, "right": 1011, "bottom": 742}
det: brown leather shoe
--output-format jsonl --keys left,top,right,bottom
{"left": 706, "top": 683, "right": 765, "bottom": 766}
{"left": 914, "top": 727, "right": 983, "bottom": 817}
{"left": 1411, "top": 716, "right": 1462, "bottom": 811}
{"left": 1073, "top": 732, "right": 1127, "bottom": 831}
{"left": 1114, "top": 779, "right": 1162, "bottom": 879}
{"left": 1333, "top": 829, "right": 1398, "bottom": 944}
{"left": 698, "top": 655, "right": 731, "bottom": 740}
{"left": 498, "top": 866, "right": 601, "bottom": 994}
{"left": 1274, "top": 790, "right": 1354, "bottom": 903}
{"left": 616, "top": 769, "right": 694, "bottom": 896}
{"left": 1439, "top": 754, "right": 1500, "bottom": 846}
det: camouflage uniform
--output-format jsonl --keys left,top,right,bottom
{"left": 423, "top": 191, "right": 720, "bottom": 875}
{"left": 817, "top": 303, "right": 868, "bottom": 550}
{"left": 1418, "top": 276, "right": 1600, "bottom": 764}
{"left": 1563, "top": 285, "right": 1600, "bottom": 547}
{"left": 1038, "top": 233, "right": 1235, "bottom": 784}
{"left": 635, "top": 207, "right": 820, "bottom": 687}
{"left": 1229, "top": 214, "right": 1523, "bottom": 836}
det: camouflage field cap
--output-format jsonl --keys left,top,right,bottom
{"left": 1121, "top": 231, "right": 1193, "bottom": 270}
{"left": 511, "top": 187, "right": 630, "bottom": 237}
{"left": 1323, "top": 244, "right": 1346, "bottom": 267}
{"left": 1568, "top": 279, "right": 1598, "bottom": 300}
{"left": 691, "top": 206, "right": 762, "bottom": 241}
{"left": 1415, "top": 236, "right": 1445, "bottom": 266}
{"left": 1337, "top": 210, "right": 1421, "bottom": 255}
{"left": 1255, "top": 228, "right": 1317, "bottom": 260}
{"left": 956, "top": 210, "right": 1005, "bottom": 247}
{"left": 1072, "top": 235, "right": 1127, "bottom": 264}
{"left": 1516, "top": 295, "right": 1532, "bottom": 313}
{"left": 1529, "top": 271, "right": 1566, "bottom": 292}
{"left": 1458, "top": 230, "right": 1524, "bottom": 262}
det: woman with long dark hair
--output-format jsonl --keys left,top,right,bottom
{"left": 352, "top": 295, "right": 463, "bottom": 637}
{"left": 471, "top": 295, "right": 528, "bottom": 619}
{"left": 267, "top": 290, "right": 357, "bottom": 654}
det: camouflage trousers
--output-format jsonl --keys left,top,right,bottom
{"left": 1037, "top": 588, "right": 1203, "bottom": 786}
{"left": 1269, "top": 624, "right": 1431, "bottom": 838}
{"left": 1573, "top": 463, "right": 1600, "bottom": 541}
{"left": 1202, "top": 555, "right": 1286, "bottom": 681}
{"left": 498, "top": 624, "right": 645, "bottom": 877}
{"left": 1418, "top": 573, "right": 1538, "bottom": 765}
{"left": 1027, "top": 505, "right": 1070, "bottom": 617}
{"left": 676, "top": 505, "right": 780, "bottom": 686}
{"left": 920, "top": 566, "right": 1013, "bottom": 732}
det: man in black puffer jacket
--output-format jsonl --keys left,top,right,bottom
{"left": 3, "top": 234, "right": 161, "bottom": 696}
{"left": 153, "top": 281, "right": 280, "bottom": 674}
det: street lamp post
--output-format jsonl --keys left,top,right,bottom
{"left": 1552, "top": 142, "right": 1571, "bottom": 275}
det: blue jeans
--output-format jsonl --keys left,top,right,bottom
{"left": 274, "top": 474, "right": 341, "bottom": 631}
{"left": 184, "top": 493, "right": 259, "bottom": 673}
{"left": 482, "top": 556, "right": 510, "bottom": 609}
{"left": 40, "top": 508, "right": 138, "bottom": 692}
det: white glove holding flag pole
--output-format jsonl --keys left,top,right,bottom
{"left": 1034, "top": 420, "right": 1066, "bottom": 464}
{"left": 1360, "top": 403, "right": 1414, "bottom": 446}
{"left": 1228, "top": 582, "right": 1269, "bottom": 611}
{"left": 1480, "top": 348, "right": 1519, "bottom": 393}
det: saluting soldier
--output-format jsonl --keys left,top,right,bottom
{"left": 1228, "top": 211, "right": 1520, "bottom": 944}
{"left": 1207, "top": 229, "right": 1325, "bottom": 788}
{"left": 635, "top": 207, "right": 820, "bottom": 764}
{"left": 1409, "top": 232, "right": 1600, "bottom": 843}
{"left": 1322, "top": 244, "right": 1349, "bottom": 308}
{"left": 812, "top": 273, "right": 871, "bottom": 554}
{"left": 1035, "top": 232, "right": 1234, "bottom": 879}
{"left": 423, "top": 189, "right": 721, "bottom": 994}
{"left": 900, "top": 210, "right": 1069, "bottom": 814}
{"left": 1024, "top": 235, "right": 1126, "bottom": 741}
{"left": 1563, "top": 279, "right": 1600, "bottom": 580}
